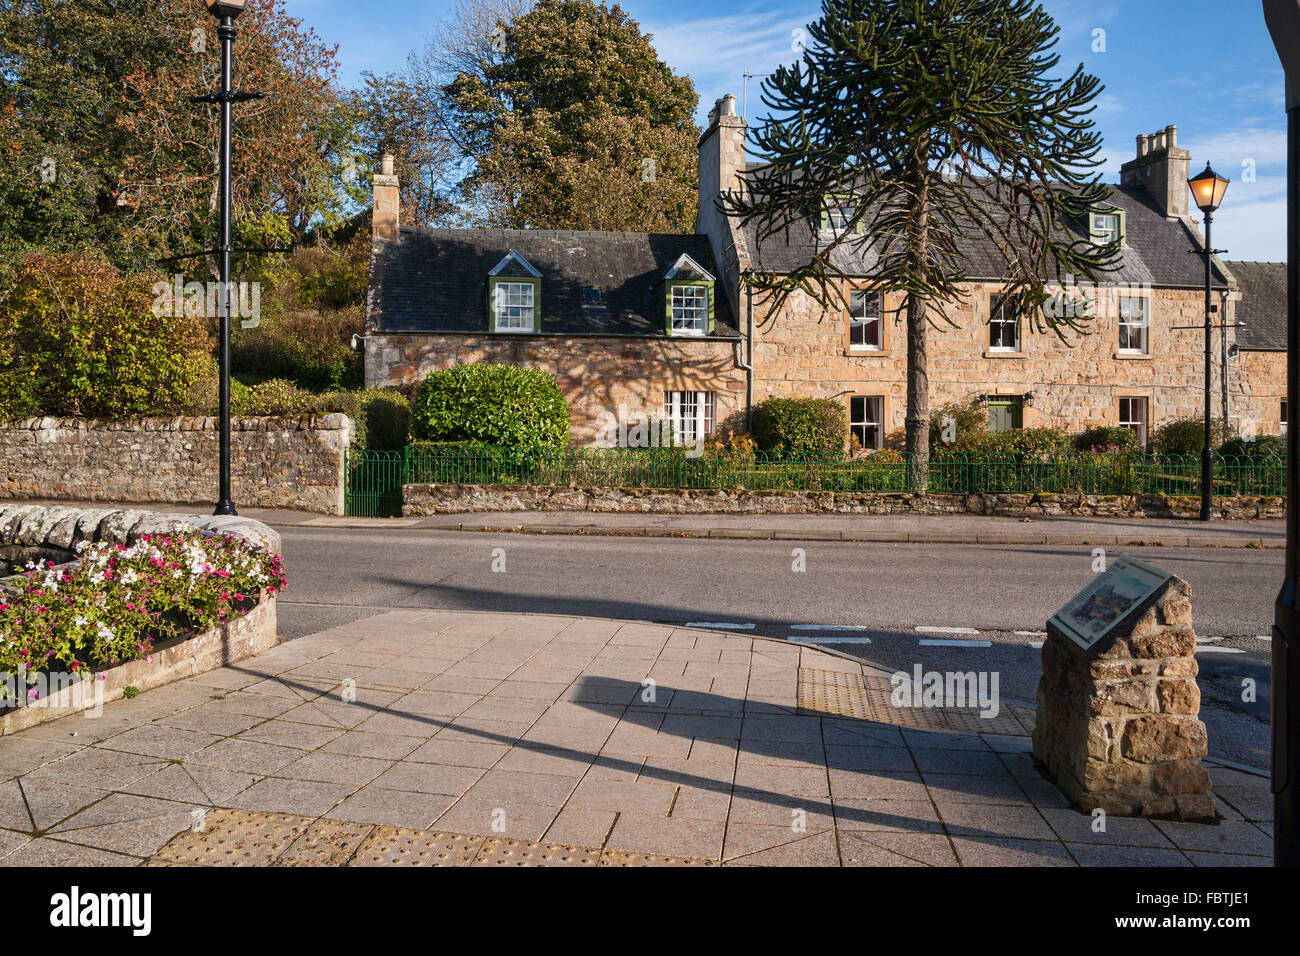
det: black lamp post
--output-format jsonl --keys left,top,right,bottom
{"left": 1264, "top": 0, "right": 1300, "bottom": 869}
{"left": 198, "top": 0, "right": 250, "bottom": 516}
{"left": 1187, "top": 164, "right": 1230, "bottom": 522}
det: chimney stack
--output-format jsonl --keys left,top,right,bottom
{"left": 373, "top": 152, "right": 399, "bottom": 241}
{"left": 1120, "top": 125, "right": 1190, "bottom": 219}
{"left": 696, "top": 94, "right": 745, "bottom": 242}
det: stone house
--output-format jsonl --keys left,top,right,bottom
{"left": 364, "top": 99, "right": 1287, "bottom": 450}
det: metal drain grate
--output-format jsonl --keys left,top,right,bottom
{"left": 797, "top": 668, "right": 1033, "bottom": 736}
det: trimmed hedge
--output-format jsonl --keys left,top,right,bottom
{"left": 751, "top": 398, "right": 847, "bottom": 454}
{"left": 410, "top": 364, "right": 570, "bottom": 448}
{"left": 231, "top": 379, "right": 410, "bottom": 451}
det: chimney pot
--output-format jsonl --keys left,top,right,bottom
{"left": 720, "top": 93, "right": 736, "bottom": 116}
{"left": 1165, "top": 125, "right": 1178, "bottom": 148}
{"left": 381, "top": 153, "right": 394, "bottom": 176}
{"left": 1136, "top": 134, "right": 1148, "bottom": 158}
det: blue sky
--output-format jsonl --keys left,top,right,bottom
{"left": 289, "top": 0, "right": 1290, "bottom": 260}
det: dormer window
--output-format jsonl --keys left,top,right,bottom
{"left": 487, "top": 250, "right": 541, "bottom": 333}
{"left": 582, "top": 287, "right": 605, "bottom": 309}
{"left": 671, "top": 285, "right": 708, "bottom": 334}
{"left": 493, "top": 282, "right": 535, "bottom": 331}
{"left": 821, "top": 194, "right": 860, "bottom": 234}
{"left": 662, "top": 253, "right": 715, "bottom": 337}
{"left": 1089, "top": 208, "right": 1126, "bottom": 247}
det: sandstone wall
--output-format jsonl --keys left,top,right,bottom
{"left": 748, "top": 282, "right": 1250, "bottom": 444}
{"left": 0, "top": 416, "right": 352, "bottom": 515}
{"left": 365, "top": 333, "right": 747, "bottom": 444}
{"left": 403, "top": 482, "right": 1283, "bottom": 520}
{"left": 1237, "top": 349, "right": 1287, "bottom": 437}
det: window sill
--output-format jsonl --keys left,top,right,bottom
{"left": 493, "top": 327, "right": 537, "bottom": 334}
{"left": 1113, "top": 351, "right": 1152, "bottom": 360}
{"left": 844, "top": 348, "right": 891, "bottom": 357}
{"left": 984, "top": 350, "right": 1026, "bottom": 359}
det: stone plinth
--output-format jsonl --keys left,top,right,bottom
{"left": 1032, "top": 576, "right": 1216, "bottom": 821}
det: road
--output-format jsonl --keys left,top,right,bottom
{"left": 276, "top": 527, "right": 1279, "bottom": 770}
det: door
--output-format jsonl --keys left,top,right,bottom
{"left": 987, "top": 397, "right": 1023, "bottom": 433}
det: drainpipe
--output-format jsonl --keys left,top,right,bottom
{"left": 748, "top": 280, "right": 759, "bottom": 429}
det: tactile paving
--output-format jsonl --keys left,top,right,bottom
{"left": 472, "top": 837, "right": 599, "bottom": 867}
{"left": 349, "top": 827, "right": 484, "bottom": 867}
{"left": 154, "top": 809, "right": 311, "bottom": 866}
{"left": 279, "top": 819, "right": 375, "bottom": 866}
{"left": 597, "top": 848, "right": 717, "bottom": 867}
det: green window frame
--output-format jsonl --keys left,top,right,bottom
{"left": 820, "top": 193, "right": 863, "bottom": 234}
{"left": 487, "top": 275, "right": 541, "bottom": 333}
{"left": 665, "top": 280, "right": 714, "bottom": 336}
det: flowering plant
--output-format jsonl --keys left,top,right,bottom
{"left": 0, "top": 531, "right": 286, "bottom": 703}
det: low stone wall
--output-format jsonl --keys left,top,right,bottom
{"left": 0, "top": 415, "right": 353, "bottom": 515}
{"left": 403, "top": 483, "right": 1284, "bottom": 520}
{"left": 0, "top": 505, "right": 281, "bottom": 734}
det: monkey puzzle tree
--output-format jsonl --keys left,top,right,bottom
{"left": 722, "top": 0, "right": 1122, "bottom": 490}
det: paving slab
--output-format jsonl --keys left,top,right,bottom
{"left": 0, "top": 607, "right": 1276, "bottom": 867}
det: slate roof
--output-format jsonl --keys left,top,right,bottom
{"left": 372, "top": 228, "right": 739, "bottom": 338}
{"left": 736, "top": 173, "right": 1230, "bottom": 290}
{"left": 1227, "top": 260, "right": 1288, "bottom": 351}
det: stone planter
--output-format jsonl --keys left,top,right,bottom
{"left": 0, "top": 593, "right": 277, "bottom": 735}
{"left": 0, "top": 504, "right": 283, "bottom": 735}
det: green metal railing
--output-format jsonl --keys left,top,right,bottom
{"left": 344, "top": 449, "right": 405, "bottom": 517}
{"left": 344, "top": 446, "right": 1286, "bottom": 517}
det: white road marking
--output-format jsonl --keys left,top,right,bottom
{"left": 789, "top": 636, "right": 873, "bottom": 645}
{"left": 1195, "top": 636, "right": 1223, "bottom": 643}
{"left": 1028, "top": 641, "right": 1045, "bottom": 649}
{"left": 1256, "top": 635, "right": 1271, "bottom": 641}
{"left": 1195, "top": 645, "right": 1245, "bottom": 654}
{"left": 685, "top": 622, "right": 755, "bottom": 630}
{"left": 915, "top": 626, "right": 981, "bottom": 636}
{"left": 790, "top": 624, "right": 872, "bottom": 631}
{"left": 1015, "top": 630, "right": 1047, "bottom": 638}
{"left": 918, "top": 639, "right": 993, "bottom": 648}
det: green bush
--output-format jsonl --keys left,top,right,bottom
{"left": 232, "top": 378, "right": 319, "bottom": 416}
{"left": 230, "top": 246, "right": 368, "bottom": 392}
{"left": 1154, "top": 418, "right": 1233, "bottom": 456}
{"left": 231, "top": 380, "right": 410, "bottom": 451}
{"left": 936, "top": 426, "right": 1070, "bottom": 458}
{"left": 751, "top": 398, "right": 847, "bottom": 454}
{"left": 411, "top": 364, "right": 571, "bottom": 447}
{"left": 929, "top": 402, "right": 987, "bottom": 448}
{"left": 1074, "top": 426, "right": 1138, "bottom": 452}
{"left": 1219, "top": 435, "right": 1285, "bottom": 460}
{"left": 319, "top": 388, "right": 410, "bottom": 451}
{"left": 0, "top": 253, "right": 213, "bottom": 420}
